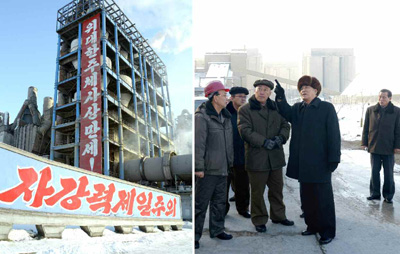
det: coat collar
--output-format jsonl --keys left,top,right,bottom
{"left": 226, "top": 101, "right": 236, "bottom": 114}
{"left": 249, "top": 95, "right": 277, "bottom": 111}
{"left": 373, "top": 101, "right": 394, "bottom": 113}
{"left": 303, "top": 97, "right": 321, "bottom": 108}
{"left": 204, "top": 100, "right": 232, "bottom": 119}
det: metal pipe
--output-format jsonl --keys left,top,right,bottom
{"left": 74, "top": 22, "right": 82, "bottom": 167}
{"left": 150, "top": 66, "right": 162, "bottom": 157}
{"left": 101, "top": 10, "right": 110, "bottom": 176}
{"left": 124, "top": 153, "right": 192, "bottom": 182}
{"left": 138, "top": 52, "right": 150, "bottom": 156}
{"left": 114, "top": 25, "right": 124, "bottom": 180}
{"left": 143, "top": 56, "right": 154, "bottom": 157}
{"left": 50, "top": 35, "right": 61, "bottom": 160}
{"left": 129, "top": 39, "right": 141, "bottom": 156}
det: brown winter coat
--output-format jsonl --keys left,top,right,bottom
{"left": 238, "top": 95, "right": 290, "bottom": 171}
{"left": 362, "top": 102, "right": 400, "bottom": 155}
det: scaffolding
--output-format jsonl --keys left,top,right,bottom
{"left": 50, "top": 0, "right": 175, "bottom": 179}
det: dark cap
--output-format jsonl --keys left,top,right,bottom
{"left": 253, "top": 79, "right": 274, "bottom": 90}
{"left": 229, "top": 86, "right": 249, "bottom": 95}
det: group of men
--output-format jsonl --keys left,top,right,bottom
{"left": 194, "top": 76, "right": 400, "bottom": 250}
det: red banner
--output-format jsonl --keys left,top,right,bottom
{"left": 80, "top": 13, "right": 102, "bottom": 174}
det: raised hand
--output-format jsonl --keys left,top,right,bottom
{"left": 274, "top": 79, "right": 285, "bottom": 100}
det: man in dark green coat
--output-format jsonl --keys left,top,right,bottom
{"left": 362, "top": 89, "right": 400, "bottom": 203}
{"left": 238, "top": 79, "right": 293, "bottom": 233}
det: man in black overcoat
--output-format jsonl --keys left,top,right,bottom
{"left": 274, "top": 75, "right": 341, "bottom": 245}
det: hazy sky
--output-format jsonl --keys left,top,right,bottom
{"left": 193, "top": 0, "right": 400, "bottom": 77}
{"left": 0, "top": 0, "right": 192, "bottom": 121}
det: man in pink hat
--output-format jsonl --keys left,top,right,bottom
{"left": 195, "top": 80, "right": 233, "bottom": 249}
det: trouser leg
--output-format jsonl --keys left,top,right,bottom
{"left": 316, "top": 183, "right": 336, "bottom": 239}
{"left": 300, "top": 184, "right": 304, "bottom": 213}
{"left": 195, "top": 175, "right": 217, "bottom": 241}
{"left": 233, "top": 165, "right": 250, "bottom": 213}
{"left": 382, "top": 154, "right": 395, "bottom": 200}
{"left": 370, "top": 153, "right": 382, "bottom": 197}
{"left": 267, "top": 168, "right": 286, "bottom": 221}
{"left": 248, "top": 171, "right": 268, "bottom": 226}
{"left": 209, "top": 175, "right": 228, "bottom": 237}
{"left": 301, "top": 183, "right": 319, "bottom": 232}
{"left": 225, "top": 173, "right": 232, "bottom": 215}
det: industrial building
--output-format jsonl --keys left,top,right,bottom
{"left": 51, "top": 0, "right": 175, "bottom": 179}
{"left": 303, "top": 48, "right": 356, "bottom": 93}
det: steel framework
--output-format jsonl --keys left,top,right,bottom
{"left": 50, "top": 0, "right": 174, "bottom": 179}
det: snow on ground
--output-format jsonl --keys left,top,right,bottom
{"left": 342, "top": 73, "right": 400, "bottom": 96}
{"left": 0, "top": 222, "right": 193, "bottom": 254}
{"left": 335, "top": 103, "right": 364, "bottom": 142}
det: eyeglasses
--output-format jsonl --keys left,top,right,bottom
{"left": 234, "top": 95, "right": 247, "bottom": 99}
{"left": 216, "top": 93, "right": 228, "bottom": 97}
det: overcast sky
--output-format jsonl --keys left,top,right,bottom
{"left": 193, "top": 0, "right": 400, "bottom": 77}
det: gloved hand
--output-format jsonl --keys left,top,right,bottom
{"left": 263, "top": 139, "right": 276, "bottom": 150}
{"left": 329, "top": 162, "right": 338, "bottom": 172}
{"left": 274, "top": 79, "right": 285, "bottom": 100}
{"left": 274, "top": 136, "right": 283, "bottom": 148}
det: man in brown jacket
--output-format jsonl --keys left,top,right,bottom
{"left": 362, "top": 89, "right": 400, "bottom": 203}
{"left": 238, "top": 79, "right": 293, "bottom": 233}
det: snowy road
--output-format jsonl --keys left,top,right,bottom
{"left": 196, "top": 148, "right": 400, "bottom": 254}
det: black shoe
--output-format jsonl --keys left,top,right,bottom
{"left": 255, "top": 225, "right": 267, "bottom": 233}
{"left": 384, "top": 198, "right": 393, "bottom": 203}
{"left": 366, "top": 196, "right": 381, "bottom": 201}
{"left": 195, "top": 241, "right": 199, "bottom": 249}
{"left": 229, "top": 196, "right": 236, "bottom": 202}
{"left": 301, "top": 230, "right": 317, "bottom": 236}
{"left": 271, "top": 219, "right": 294, "bottom": 226}
{"left": 319, "top": 237, "right": 333, "bottom": 245}
{"left": 238, "top": 211, "right": 251, "bottom": 218}
{"left": 300, "top": 212, "right": 305, "bottom": 218}
{"left": 216, "top": 232, "right": 233, "bottom": 240}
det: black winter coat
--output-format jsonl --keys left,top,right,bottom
{"left": 362, "top": 102, "right": 400, "bottom": 155}
{"left": 276, "top": 97, "right": 341, "bottom": 183}
{"left": 226, "top": 101, "right": 245, "bottom": 166}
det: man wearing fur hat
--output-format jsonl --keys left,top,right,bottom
{"left": 238, "top": 79, "right": 293, "bottom": 233}
{"left": 226, "top": 86, "right": 250, "bottom": 218}
{"left": 362, "top": 89, "right": 400, "bottom": 204}
{"left": 274, "top": 75, "right": 341, "bottom": 245}
{"left": 195, "top": 80, "right": 234, "bottom": 249}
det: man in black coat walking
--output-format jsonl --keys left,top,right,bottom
{"left": 362, "top": 89, "right": 400, "bottom": 203}
{"left": 274, "top": 75, "right": 341, "bottom": 245}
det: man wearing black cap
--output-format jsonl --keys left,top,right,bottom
{"left": 238, "top": 79, "right": 293, "bottom": 233}
{"left": 274, "top": 75, "right": 341, "bottom": 245}
{"left": 226, "top": 86, "right": 250, "bottom": 218}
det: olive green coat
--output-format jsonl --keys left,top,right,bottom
{"left": 238, "top": 95, "right": 290, "bottom": 171}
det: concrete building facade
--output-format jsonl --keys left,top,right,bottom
{"left": 195, "top": 48, "right": 263, "bottom": 94}
{"left": 303, "top": 48, "right": 356, "bottom": 93}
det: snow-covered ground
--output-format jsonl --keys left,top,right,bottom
{"left": 0, "top": 222, "right": 193, "bottom": 254}
{"left": 336, "top": 103, "right": 364, "bottom": 141}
